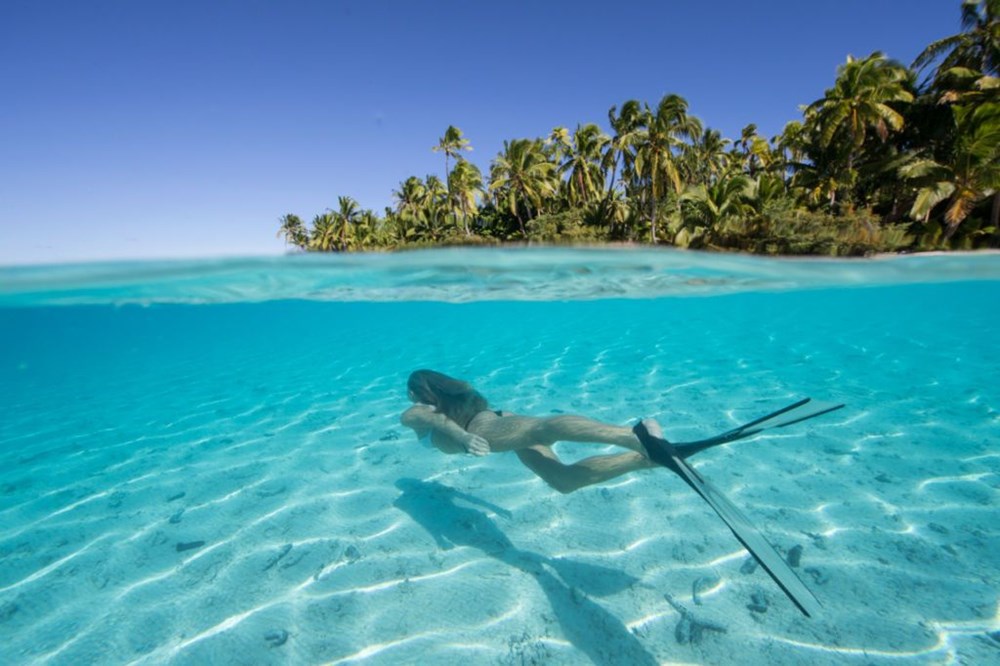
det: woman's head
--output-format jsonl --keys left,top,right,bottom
{"left": 407, "top": 369, "right": 488, "bottom": 428}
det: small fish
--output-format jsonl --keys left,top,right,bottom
{"left": 167, "top": 492, "right": 186, "bottom": 502}
{"left": 176, "top": 540, "right": 205, "bottom": 552}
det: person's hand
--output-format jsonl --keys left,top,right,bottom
{"left": 463, "top": 433, "right": 490, "bottom": 456}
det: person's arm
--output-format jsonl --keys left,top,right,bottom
{"left": 400, "top": 404, "right": 490, "bottom": 456}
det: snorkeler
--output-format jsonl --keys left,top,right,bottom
{"left": 400, "top": 368, "right": 844, "bottom": 617}
{"left": 402, "top": 369, "right": 657, "bottom": 494}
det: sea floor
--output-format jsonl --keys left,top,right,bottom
{"left": 1, "top": 280, "right": 998, "bottom": 665}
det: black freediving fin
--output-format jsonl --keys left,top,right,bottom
{"left": 673, "top": 398, "right": 845, "bottom": 460}
{"left": 633, "top": 421, "right": 822, "bottom": 618}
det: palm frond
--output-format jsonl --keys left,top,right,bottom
{"left": 910, "top": 182, "right": 956, "bottom": 220}
{"left": 899, "top": 158, "right": 950, "bottom": 180}
{"left": 913, "top": 35, "right": 964, "bottom": 71}
{"left": 944, "top": 188, "right": 978, "bottom": 227}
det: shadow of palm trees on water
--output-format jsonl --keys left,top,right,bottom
{"left": 393, "top": 478, "right": 659, "bottom": 666}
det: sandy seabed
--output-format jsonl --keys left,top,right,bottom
{"left": 1, "top": 283, "right": 998, "bottom": 665}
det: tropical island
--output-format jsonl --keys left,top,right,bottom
{"left": 278, "top": 1, "right": 998, "bottom": 256}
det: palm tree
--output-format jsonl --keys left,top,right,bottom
{"left": 449, "top": 159, "right": 484, "bottom": 235}
{"left": 603, "top": 100, "right": 645, "bottom": 201}
{"left": 433, "top": 125, "right": 472, "bottom": 220}
{"left": 932, "top": 65, "right": 1000, "bottom": 105}
{"left": 681, "top": 174, "right": 752, "bottom": 229}
{"left": 392, "top": 175, "right": 448, "bottom": 240}
{"left": 546, "top": 126, "right": 572, "bottom": 164}
{"left": 391, "top": 177, "right": 426, "bottom": 243}
{"left": 683, "top": 128, "right": 731, "bottom": 185}
{"left": 633, "top": 94, "right": 703, "bottom": 242}
{"left": 332, "top": 196, "right": 360, "bottom": 251}
{"left": 730, "top": 124, "right": 780, "bottom": 178}
{"left": 488, "top": 138, "right": 558, "bottom": 235}
{"left": 277, "top": 213, "right": 307, "bottom": 249}
{"left": 805, "top": 52, "right": 914, "bottom": 186}
{"left": 309, "top": 212, "right": 337, "bottom": 251}
{"left": 423, "top": 175, "right": 449, "bottom": 235}
{"left": 777, "top": 119, "right": 848, "bottom": 207}
{"left": 743, "top": 173, "right": 792, "bottom": 219}
{"left": 433, "top": 125, "right": 472, "bottom": 176}
{"left": 776, "top": 120, "right": 810, "bottom": 174}
{"left": 354, "top": 209, "right": 390, "bottom": 249}
{"left": 559, "top": 123, "right": 610, "bottom": 207}
{"left": 587, "top": 188, "right": 634, "bottom": 239}
{"left": 394, "top": 177, "right": 426, "bottom": 216}
{"left": 914, "top": 0, "right": 999, "bottom": 81}
{"left": 901, "top": 101, "right": 1000, "bottom": 238}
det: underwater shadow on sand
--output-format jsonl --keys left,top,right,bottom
{"left": 393, "top": 478, "right": 658, "bottom": 666}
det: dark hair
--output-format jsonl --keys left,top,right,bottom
{"left": 407, "top": 369, "right": 488, "bottom": 429}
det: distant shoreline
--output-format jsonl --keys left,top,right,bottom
{"left": 7, "top": 243, "right": 1000, "bottom": 272}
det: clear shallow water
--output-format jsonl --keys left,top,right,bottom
{"left": 1, "top": 249, "right": 998, "bottom": 665}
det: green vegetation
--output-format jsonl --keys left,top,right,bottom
{"left": 278, "top": 1, "right": 999, "bottom": 256}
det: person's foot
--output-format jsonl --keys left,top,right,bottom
{"left": 640, "top": 418, "right": 666, "bottom": 440}
{"left": 632, "top": 418, "right": 661, "bottom": 459}
{"left": 632, "top": 418, "right": 673, "bottom": 468}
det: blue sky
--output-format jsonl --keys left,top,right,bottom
{"left": 1, "top": 0, "right": 958, "bottom": 264}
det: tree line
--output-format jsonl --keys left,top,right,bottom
{"left": 278, "top": 0, "right": 999, "bottom": 256}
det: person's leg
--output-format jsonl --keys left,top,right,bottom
{"left": 470, "top": 413, "right": 644, "bottom": 453}
{"left": 515, "top": 445, "right": 654, "bottom": 494}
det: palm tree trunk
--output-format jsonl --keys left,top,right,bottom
{"left": 606, "top": 154, "right": 619, "bottom": 202}
{"left": 992, "top": 192, "right": 1000, "bottom": 246}
{"left": 649, "top": 188, "right": 657, "bottom": 243}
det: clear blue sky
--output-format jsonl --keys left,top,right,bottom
{"left": 1, "top": 0, "right": 958, "bottom": 265}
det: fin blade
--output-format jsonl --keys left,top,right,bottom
{"left": 676, "top": 399, "right": 845, "bottom": 459}
{"left": 772, "top": 402, "right": 845, "bottom": 429}
{"left": 727, "top": 398, "right": 812, "bottom": 432}
{"left": 669, "top": 457, "right": 821, "bottom": 618}
{"left": 634, "top": 421, "right": 821, "bottom": 617}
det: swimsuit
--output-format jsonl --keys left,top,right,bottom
{"left": 464, "top": 409, "right": 503, "bottom": 429}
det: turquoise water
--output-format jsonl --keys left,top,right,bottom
{"left": 1, "top": 249, "right": 998, "bottom": 665}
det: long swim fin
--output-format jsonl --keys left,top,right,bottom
{"left": 634, "top": 420, "right": 823, "bottom": 618}
{"left": 674, "top": 398, "right": 844, "bottom": 460}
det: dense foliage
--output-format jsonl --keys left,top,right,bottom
{"left": 279, "top": 1, "right": 999, "bottom": 255}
